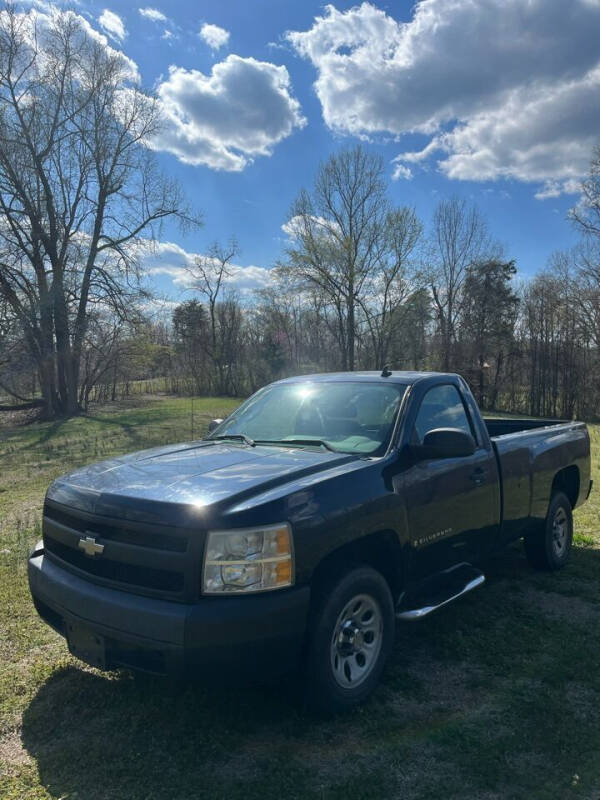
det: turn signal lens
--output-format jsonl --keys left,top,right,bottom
{"left": 202, "top": 523, "right": 294, "bottom": 594}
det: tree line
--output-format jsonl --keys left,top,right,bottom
{"left": 1, "top": 9, "right": 599, "bottom": 421}
{"left": 159, "top": 204, "right": 600, "bottom": 421}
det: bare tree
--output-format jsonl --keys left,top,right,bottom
{"left": 184, "top": 239, "right": 240, "bottom": 394}
{"left": 255, "top": 282, "right": 304, "bottom": 372}
{"left": 280, "top": 146, "right": 392, "bottom": 370}
{"left": 428, "top": 197, "right": 494, "bottom": 371}
{"left": 358, "top": 206, "right": 422, "bottom": 369}
{"left": 280, "top": 146, "right": 424, "bottom": 370}
{"left": 0, "top": 7, "right": 197, "bottom": 416}
{"left": 78, "top": 312, "right": 128, "bottom": 410}
{"left": 570, "top": 145, "right": 600, "bottom": 239}
{"left": 570, "top": 173, "right": 600, "bottom": 355}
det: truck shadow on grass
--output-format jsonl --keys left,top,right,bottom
{"left": 20, "top": 544, "right": 600, "bottom": 800}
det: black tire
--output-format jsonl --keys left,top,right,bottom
{"left": 305, "top": 565, "right": 395, "bottom": 714}
{"left": 524, "top": 491, "right": 573, "bottom": 571}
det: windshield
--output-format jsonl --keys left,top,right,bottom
{"left": 210, "top": 381, "right": 406, "bottom": 455}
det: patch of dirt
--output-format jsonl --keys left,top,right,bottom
{"left": 407, "top": 658, "right": 487, "bottom": 707}
{"left": 520, "top": 587, "right": 600, "bottom": 624}
{"left": 0, "top": 406, "right": 43, "bottom": 429}
{"left": 0, "top": 724, "right": 32, "bottom": 767}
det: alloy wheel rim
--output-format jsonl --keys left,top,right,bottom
{"left": 552, "top": 506, "right": 569, "bottom": 557}
{"left": 330, "top": 593, "right": 383, "bottom": 689}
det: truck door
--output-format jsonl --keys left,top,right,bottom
{"left": 402, "top": 383, "right": 498, "bottom": 579}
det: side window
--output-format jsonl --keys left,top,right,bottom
{"left": 413, "top": 385, "right": 473, "bottom": 443}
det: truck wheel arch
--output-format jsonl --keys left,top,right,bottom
{"left": 551, "top": 465, "right": 580, "bottom": 509}
{"left": 308, "top": 530, "right": 405, "bottom": 607}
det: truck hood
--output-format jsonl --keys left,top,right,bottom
{"left": 46, "top": 440, "right": 358, "bottom": 518}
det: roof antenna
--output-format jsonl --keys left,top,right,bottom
{"left": 381, "top": 364, "right": 392, "bottom": 378}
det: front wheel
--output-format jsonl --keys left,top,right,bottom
{"left": 305, "top": 565, "right": 395, "bottom": 713}
{"left": 524, "top": 491, "right": 573, "bottom": 570}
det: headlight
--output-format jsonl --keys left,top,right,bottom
{"left": 202, "top": 523, "right": 294, "bottom": 594}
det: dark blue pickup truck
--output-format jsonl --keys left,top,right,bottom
{"left": 29, "top": 371, "right": 592, "bottom": 711}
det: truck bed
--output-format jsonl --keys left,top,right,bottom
{"left": 482, "top": 417, "right": 591, "bottom": 546}
{"left": 483, "top": 417, "right": 571, "bottom": 438}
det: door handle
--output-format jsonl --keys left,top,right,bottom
{"left": 469, "top": 468, "right": 487, "bottom": 486}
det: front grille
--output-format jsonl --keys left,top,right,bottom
{"left": 44, "top": 537, "right": 183, "bottom": 592}
{"left": 42, "top": 501, "right": 193, "bottom": 600}
{"left": 45, "top": 504, "right": 187, "bottom": 552}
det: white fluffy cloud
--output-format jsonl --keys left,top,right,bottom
{"left": 281, "top": 215, "right": 340, "bottom": 242}
{"left": 151, "top": 56, "right": 305, "bottom": 171}
{"left": 287, "top": 1, "right": 600, "bottom": 196}
{"left": 98, "top": 9, "right": 126, "bottom": 41}
{"left": 391, "top": 163, "right": 412, "bottom": 181}
{"left": 199, "top": 22, "right": 230, "bottom": 50}
{"left": 534, "top": 179, "right": 582, "bottom": 201}
{"left": 139, "top": 7, "right": 167, "bottom": 23}
{"left": 141, "top": 241, "right": 274, "bottom": 294}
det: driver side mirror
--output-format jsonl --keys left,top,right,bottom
{"left": 208, "top": 418, "right": 224, "bottom": 433}
{"left": 414, "top": 427, "right": 476, "bottom": 460}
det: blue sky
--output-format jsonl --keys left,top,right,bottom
{"left": 32, "top": 1, "right": 600, "bottom": 298}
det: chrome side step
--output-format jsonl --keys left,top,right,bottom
{"left": 396, "top": 562, "right": 485, "bottom": 621}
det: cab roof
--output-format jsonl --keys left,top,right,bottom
{"left": 273, "top": 370, "right": 456, "bottom": 386}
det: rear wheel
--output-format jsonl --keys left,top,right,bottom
{"left": 524, "top": 491, "right": 573, "bottom": 570}
{"left": 305, "top": 565, "right": 394, "bottom": 713}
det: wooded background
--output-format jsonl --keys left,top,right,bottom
{"left": 1, "top": 10, "right": 600, "bottom": 421}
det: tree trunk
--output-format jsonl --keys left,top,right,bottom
{"left": 53, "top": 277, "right": 80, "bottom": 415}
{"left": 347, "top": 295, "right": 355, "bottom": 371}
{"left": 478, "top": 355, "right": 485, "bottom": 408}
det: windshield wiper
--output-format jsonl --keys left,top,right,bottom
{"left": 208, "top": 433, "right": 255, "bottom": 447}
{"left": 255, "top": 438, "right": 338, "bottom": 452}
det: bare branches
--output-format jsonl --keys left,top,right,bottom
{"left": 185, "top": 238, "right": 239, "bottom": 306}
{"left": 0, "top": 7, "right": 199, "bottom": 416}
{"left": 281, "top": 145, "right": 420, "bottom": 370}
{"left": 428, "top": 197, "right": 497, "bottom": 371}
{"left": 181, "top": 239, "right": 240, "bottom": 394}
{"left": 570, "top": 146, "right": 600, "bottom": 239}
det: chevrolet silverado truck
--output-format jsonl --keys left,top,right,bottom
{"left": 29, "top": 371, "right": 592, "bottom": 711}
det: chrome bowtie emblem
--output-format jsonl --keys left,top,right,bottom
{"left": 77, "top": 535, "right": 104, "bottom": 557}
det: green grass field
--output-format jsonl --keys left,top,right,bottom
{"left": 1, "top": 396, "right": 599, "bottom": 800}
